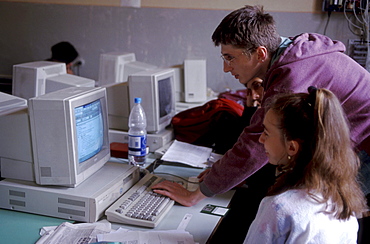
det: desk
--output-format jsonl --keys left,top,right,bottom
{"left": 0, "top": 209, "right": 72, "bottom": 244}
{"left": 0, "top": 160, "right": 235, "bottom": 244}
{"left": 111, "top": 163, "right": 235, "bottom": 244}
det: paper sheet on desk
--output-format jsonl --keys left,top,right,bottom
{"left": 97, "top": 228, "right": 197, "bottom": 244}
{"left": 36, "top": 220, "right": 111, "bottom": 244}
{"left": 161, "top": 140, "right": 222, "bottom": 168}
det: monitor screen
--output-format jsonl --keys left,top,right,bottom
{"left": 29, "top": 86, "right": 110, "bottom": 187}
{"left": 75, "top": 99, "right": 104, "bottom": 165}
{"left": 129, "top": 68, "right": 176, "bottom": 133}
{"left": 158, "top": 77, "right": 173, "bottom": 118}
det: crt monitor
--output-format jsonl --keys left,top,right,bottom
{"left": 12, "top": 61, "right": 95, "bottom": 100}
{"left": 0, "top": 92, "right": 32, "bottom": 181}
{"left": 128, "top": 68, "right": 176, "bottom": 133}
{"left": 0, "top": 91, "right": 27, "bottom": 116}
{"left": 98, "top": 52, "right": 156, "bottom": 86}
{"left": 100, "top": 55, "right": 157, "bottom": 131}
{"left": 28, "top": 87, "right": 110, "bottom": 187}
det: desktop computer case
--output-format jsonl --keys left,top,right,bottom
{"left": 108, "top": 127, "right": 174, "bottom": 152}
{"left": 0, "top": 162, "right": 140, "bottom": 222}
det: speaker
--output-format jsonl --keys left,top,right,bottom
{"left": 184, "top": 59, "right": 207, "bottom": 103}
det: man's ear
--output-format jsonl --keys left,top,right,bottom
{"left": 286, "top": 140, "right": 300, "bottom": 157}
{"left": 256, "top": 46, "right": 268, "bottom": 63}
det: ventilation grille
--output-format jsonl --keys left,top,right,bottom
{"left": 58, "top": 198, "right": 85, "bottom": 207}
{"left": 9, "top": 199, "right": 25, "bottom": 207}
{"left": 58, "top": 207, "right": 85, "bottom": 217}
{"left": 9, "top": 190, "right": 25, "bottom": 198}
{"left": 40, "top": 167, "right": 52, "bottom": 177}
{"left": 8, "top": 190, "right": 26, "bottom": 207}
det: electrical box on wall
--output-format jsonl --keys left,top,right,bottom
{"left": 322, "top": 0, "right": 369, "bottom": 12}
{"left": 348, "top": 39, "right": 369, "bottom": 69}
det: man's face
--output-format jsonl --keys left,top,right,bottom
{"left": 220, "top": 44, "right": 261, "bottom": 86}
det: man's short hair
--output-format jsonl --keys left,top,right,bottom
{"left": 212, "top": 5, "right": 281, "bottom": 55}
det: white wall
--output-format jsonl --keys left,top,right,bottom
{"left": 0, "top": 2, "right": 360, "bottom": 92}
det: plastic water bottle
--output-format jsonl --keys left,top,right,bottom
{"left": 128, "top": 97, "right": 147, "bottom": 165}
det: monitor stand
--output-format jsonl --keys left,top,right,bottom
{"left": 0, "top": 162, "right": 141, "bottom": 222}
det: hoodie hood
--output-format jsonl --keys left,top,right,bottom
{"left": 274, "top": 33, "right": 346, "bottom": 67}
{"left": 263, "top": 33, "right": 347, "bottom": 92}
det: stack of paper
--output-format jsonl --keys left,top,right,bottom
{"left": 160, "top": 140, "right": 222, "bottom": 168}
{"left": 36, "top": 220, "right": 111, "bottom": 244}
{"left": 36, "top": 220, "right": 197, "bottom": 244}
{"left": 97, "top": 228, "right": 196, "bottom": 244}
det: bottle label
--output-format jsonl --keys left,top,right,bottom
{"left": 128, "top": 135, "right": 147, "bottom": 156}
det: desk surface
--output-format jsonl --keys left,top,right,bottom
{"left": 0, "top": 209, "right": 72, "bottom": 244}
{"left": 111, "top": 164, "right": 235, "bottom": 244}
{"left": 0, "top": 160, "right": 235, "bottom": 244}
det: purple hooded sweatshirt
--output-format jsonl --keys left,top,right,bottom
{"left": 200, "top": 33, "right": 370, "bottom": 197}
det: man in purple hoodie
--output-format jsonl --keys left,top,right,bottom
{"left": 153, "top": 5, "right": 370, "bottom": 211}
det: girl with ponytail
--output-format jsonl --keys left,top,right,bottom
{"left": 244, "top": 87, "right": 367, "bottom": 243}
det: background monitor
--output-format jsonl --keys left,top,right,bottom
{"left": 0, "top": 92, "right": 33, "bottom": 181}
{"left": 0, "top": 91, "right": 27, "bottom": 116}
{"left": 98, "top": 52, "right": 156, "bottom": 86}
{"left": 128, "top": 68, "right": 176, "bottom": 133}
{"left": 100, "top": 53, "right": 157, "bottom": 131}
{"left": 12, "top": 61, "right": 95, "bottom": 100}
{"left": 28, "top": 86, "right": 110, "bottom": 187}
{"left": 103, "top": 81, "right": 130, "bottom": 131}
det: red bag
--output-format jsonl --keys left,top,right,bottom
{"left": 218, "top": 89, "right": 248, "bottom": 105}
{"left": 171, "top": 98, "right": 244, "bottom": 151}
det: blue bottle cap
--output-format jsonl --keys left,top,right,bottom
{"left": 134, "top": 97, "right": 141, "bottom": 103}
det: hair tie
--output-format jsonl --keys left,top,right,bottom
{"left": 307, "top": 86, "right": 317, "bottom": 107}
{"left": 308, "top": 86, "right": 317, "bottom": 94}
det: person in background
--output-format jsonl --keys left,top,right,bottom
{"left": 172, "top": 76, "right": 264, "bottom": 155}
{"left": 212, "top": 77, "right": 264, "bottom": 154}
{"left": 245, "top": 77, "right": 263, "bottom": 108}
{"left": 218, "top": 77, "right": 263, "bottom": 108}
{"left": 244, "top": 87, "right": 367, "bottom": 243}
{"left": 47, "top": 41, "right": 79, "bottom": 75}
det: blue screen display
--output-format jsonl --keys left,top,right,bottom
{"left": 75, "top": 99, "right": 104, "bottom": 163}
{"left": 158, "top": 77, "right": 172, "bottom": 118}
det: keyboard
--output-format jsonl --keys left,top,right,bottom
{"left": 105, "top": 172, "right": 175, "bottom": 228}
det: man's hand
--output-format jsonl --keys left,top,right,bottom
{"left": 152, "top": 180, "right": 207, "bottom": 207}
{"left": 198, "top": 168, "right": 211, "bottom": 182}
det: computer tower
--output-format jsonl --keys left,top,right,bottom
{"left": 0, "top": 162, "right": 140, "bottom": 222}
